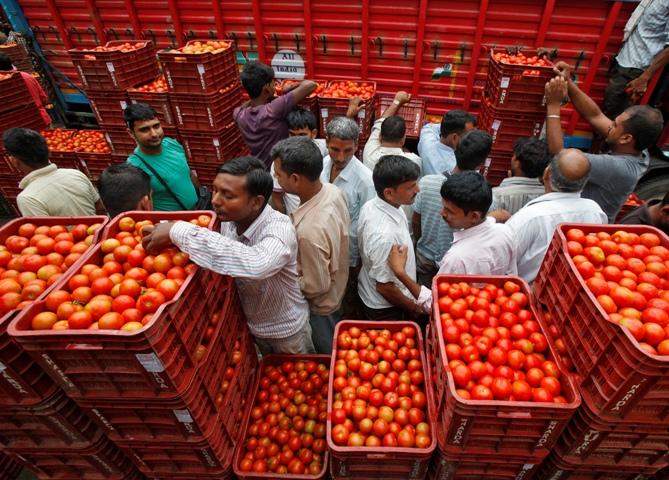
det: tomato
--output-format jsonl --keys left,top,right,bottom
{"left": 32, "top": 311, "right": 58, "bottom": 330}
{"left": 68, "top": 310, "right": 93, "bottom": 329}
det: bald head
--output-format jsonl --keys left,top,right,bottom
{"left": 546, "top": 149, "right": 591, "bottom": 193}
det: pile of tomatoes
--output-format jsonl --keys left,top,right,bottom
{"left": 277, "top": 80, "right": 326, "bottom": 98}
{"left": 42, "top": 129, "right": 111, "bottom": 154}
{"left": 0, "top": 222, "right": 102, "bottom": 317}
{"left": 83, "top": 42, "right": 146, "bottom": 53}
{"left": 171, "top": 40, "right": 231, "bottom": 55}
{"left": 330, "top": 325, "right": 432, "bottom": 450}
{"left": 29, "top": 215, "right": 210, "bottom": 331}
{"left": 0, "top": 72, "right": 13, "bottom": 81}
{"left": 493, "top": 52, "right": 551, "bottom": 67}
{"left": 42, "top": 129, "right": 78, "bottom": 152}
{"left": 320, "top": 81, "right": 375, "bottom": 100}
{"left": 436, "top": 280, "right": 567, "bottom": 403}
{"left": 128, "top": 75, "right": 168, "bottom": 94}
{"left": 237, "top": 359, "right": 329, "bottom": 475}
{"left": 565, "top": 228, "right": 669, "bottom": 356}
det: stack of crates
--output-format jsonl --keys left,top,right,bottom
{"left": 533, "top": 224, "right": 669, "bottom": 479}
{"left": 478, "top": 50, "right": 553, "bottom": 186}
{"left": 41, "top": 128, "right": 115, "bottom": 181}
{"left": 158, "top": 40, "right": 245, "bottom": 186}
{"left": 376, "top": 96, "right": 426, "bottom": 140}
{"left": 68, "top": 40, "right": 161, "bottom": 173}
{"left": 277, "top": 79, "right": 327, "bottom": 134}
{"left": 0, "top": 70, "right": 49, "bottom": 211}
{"left": 8, "top": 211, "right": 259, "bottom": 479}
{"left": 0, "top": 42, "right": 34, "bottom": 73}
{"left": 427, "top": 274, "right": 581, "bottom": 480}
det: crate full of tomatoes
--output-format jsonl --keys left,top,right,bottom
{"left": 327, "top": 321, "right": 436, "bottom": 479}
{"left": 317, "top": 81, "right": 377, "bottom": 138}
{"left": 277, "top": 79, "right": 327, "bottom": 122}
{"left": 0, "top": 216, "right": 107, "bottom": 406}
{"left": 0, "top": 71, "right": 34, "bottom": 114}
{"left": 234, "top": 355, "right": 330, "bottom": 479}
{"left": 68, "top": 41, "right": 160, "bottom": 90}
{"left": 534, "top": 224, "right": 669, "bottom": 425}
{"left": 127, "top": 75, "right": 176, "bottom": 128}
{"left": 430, "top": 275, "right": 580, "bottom": 462}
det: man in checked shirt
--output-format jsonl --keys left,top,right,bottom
{"left": 142, "top": 156, "right": 316, "bottom": 354}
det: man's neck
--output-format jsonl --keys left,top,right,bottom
{"left": 297, "top": 181, "right": 323, "bottom": 204}
{"left": 648, "top": 202, "right": 662, "bottom": 225}
{"left": 610, "top": 144, "right": 641, "bottom": 156}
{"left": 330, "top": 161, "right": 348, "bottom": 182}
{"left": 440, "top": 137, "right": 455, "bottom": 149}
{"left": 250, "top": 94, "right": 271, "bottom": 107}
{"left": 382, "top": 197, "right": 401, "bottom": 209}
{"left": 381, "top": 140, "right": 403, "bottom": 149}
{"left": 139, "top": 143, "right": 162, "bottom": 156}
{"left": 235, "top": 207, "right": 264, "bottom": 236}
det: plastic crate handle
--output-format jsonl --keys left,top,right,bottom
{"left": 365, "top": 453, "right": 390, "bottom": 459}
{"left": 65, "top": 343, "right": 103, "bottom": 350}
{"left": 496, "top": 411, "right": 532, "bottom": 419}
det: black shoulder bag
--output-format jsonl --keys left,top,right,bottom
{"left": 132, "top": 153, "right": 212, "bottom": 211}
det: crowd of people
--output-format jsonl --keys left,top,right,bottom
{"left": 1, "top": 0, "right": 667, "bottom": 354}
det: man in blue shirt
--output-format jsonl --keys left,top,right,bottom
{"left": 417, "top": 110, "right": 476, "bottom": 176}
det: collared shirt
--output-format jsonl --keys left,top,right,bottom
{"left": 362, "top": 118, "right": 422, "bottom": 172}
{"left": 18, "top": 163, "right": 99, "bottom": 216}
{"left": 492, "top": 177, "right": 546, "bottom": 215}
{"left": 583, "top": 151, "right": 650, "bottom": 223}
{"left": 358, "top": 196, "right": 417, "bottom": 309}
{"left": 616, "top": 0, "right": 669, "bottom": 70}
{"left": 292, "top": 183, "right": 350, "bottom": 315}
{"left": 169, "top": 205, "right": 309, "bottom": 339}
{"left": 321, "top": 155, "right": 376, "bottom": 267}
{"left": 417, "top": 123, "right": 456, "bottom": 176}
{"left": 233, "top": 92, "right": 296, "bottom": 168}
{"left": 506, "top": 192, "right": 608, "bottom": 283}
{"left": 438, "top": 217, "right": 517, "bottom": 276}
{"left": 271, "top": 139, "right": 328, "bottom": 215}
{"left": 413, "top": 173, "right": 454, "bottom": 263}
{"left": 620, "top": 199, "right": 669, "bottom": 235}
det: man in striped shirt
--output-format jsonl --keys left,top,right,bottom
{"left": 142, "top": 156, "right": 315, "bottom": 354}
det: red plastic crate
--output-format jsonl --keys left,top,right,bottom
{"left": 327, "top": 320, "right": 436, "bottom": 480}
{"left": 376, "top": 96, "right": 426, "bottom": 138}
{"left": 0, "top": 43, "right": 34, "bottom": 72}
{"left": 484, "top": 50, "right": 553, "bottom": 110}
{"left": 479, "top": 101, "right": 545, "bottom": 152}
{"left": 127, "top": 90, "right": 176, "bottom": 128}
{"left": 233, "top": 354, "right": 330, "bottom": 480}
{"left": 104, "top": 128, "right": 137, "bottom": 156}
{"left": 171, "top": 83, "right": 242, "bottom": 132}
{"left": 68, "top": 40, "right": 160, "bottom": 90}
{"left": 427, "top": 450, "right": 540, "bottom": 480}
{"left": 318, "top": 84, "right": 377, "bottom": 139}
{"left": 0, "top": 71, "right": 34, "bottom": 114}
{"left": 88, "top": 91, "right": 130, "bottom": 127}
{"left": 7, "top": 211, "right": 226, "bottom": 402}
{"left": 533, "top": 223, "right": 669, "bottom": 425}
{"left": 0, "top": 389, "right": 101, "bottom": 452}
{"left": 535, "top": 451, "right": 662, "bottom": 480}
{"left": 0, "top": 451, "right": 25, "bottom": 479}
{"left": 431, "top": 274, "right": 581, "bottom": 460}
{"left": 181, "top": 124, "right": 244, "bottom": 164}
{"left": 0, "top": 216, "right": 107, "bottom": 406}
{"left": 3, "top": 102, "right": 48, "bottom": 131}
{"left": 77, "top": 151, "right": 116, "bottom": 180}
{"left": 14, "top": 434, "right": 139, "bottom": 480}
{"left": 158, "top": 40, "right": 239, "bottom": 94}
{"left": 0, "top": 173, "right": 20, "bottom": 213}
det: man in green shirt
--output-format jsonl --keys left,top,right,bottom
{"left": 124, "top": 103, "right": 197, "bottom": 211}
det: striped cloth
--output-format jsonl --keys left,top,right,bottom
{"left": 413, "top": 173, "right": 454, "bottom": 263}
{"left": 169, "top": 205, "right": 309, "bottom": 339}
{"left": 617, "top": 0, "right": 669, "bottom": 70}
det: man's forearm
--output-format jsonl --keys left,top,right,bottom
{"left": 643, "top": 47, "right": 669, "bottom": 80}
{"left": 394, "top": 270, "right": 422, "bottom": 300}
{"left": 546, "top": 102, "right": 564, "bottom": 155}
{"left": 567, "top": 80, "right": 603, "bottom": 123}
{"left": 376, "top": 282, "right": 418, "bottom": 313}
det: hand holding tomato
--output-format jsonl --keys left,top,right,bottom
{"left": 346, "top": 96, "right": 364, "bottom": 118}
{"left": 393, "top": 91, "right": 411, "bottom": 106}
{"left": 141, "top": 221, "right": 176, "bottom": 255}
{"left": 545, "top": 77, "right": 568, "bottom": 106}
{"left": 552, "top": 61, "right": 572, "bottom": 82}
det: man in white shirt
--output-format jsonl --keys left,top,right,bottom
{"left": 142, "top": 156, "right": 315, "bottom": 354}
{"left": 437, "top": 172, "right": 517, "bottom": 275}
{"left": 271, "top": 137, "right": 350, "bottom": 353}
{"left": 358, "top": 155, "right": 431, "bottom": 320}
{"left": 507, "top": 149, "right": 608, "bottom": 283}
{"left": 362, "top": 90, "right": 421, "bottom": 172}
{"left": 417, "top": 110, "right": 476, "bottom": 176}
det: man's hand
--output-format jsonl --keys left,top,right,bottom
{"left": 545, "top": 77, "right": 568, "bottom": 106}
{"left": 552, "top": 61, "right": 573, "bottom": 82}
{"left": 488, "top": 209, "right": 512, "bottom": 223}
{"left": 626, "top": 74, "right": 649, "bottom": 102}
{"left": 141, "top": 221, "right": 177, "bottom": 255}
{"left": 394, "top": 91, "right": 411, "bottom": 106}
{"left": 388, "top": 244, "right": 409, "bottom": 276}
{"left": 346, "top": 96, "right": 364, "bottom": 118}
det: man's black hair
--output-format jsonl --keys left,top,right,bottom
{"left": 622, "top": 105, "right": 664, "bottom": 151}
{"left": 0, "top": 53, "right": 12, "bottom": 70}
{"left": 440, "top": 171, "right": 492, "bottom": 215}
{"left": 455, "top": 130, "right": 493, "bottom": 171}
{"left": 2, "top": 128, "right": 49, "bottom": 168}
{"left": 380, "top": 116, "right": 406, "bottom": 143}
{"left": 217, "top": 156, "right": 273, "bottom": 205}
{"left": 440, "top": 110, "right": 477, "bottom": 138}
{"left": 373, "top": 155, "right": 420, "bottom": 199}
{"left": 287, "top": 109, "right": 318, "bottom": 131}
{"left": 513, "top": 137, "right": 550, "bottom": 178}
{"left": 123, "top": 103, "right": 158, "bottom": 130}
{"left": 240, "top": 61, "right": 275, "bottom": 99}
{"left": 271, "top": 137, "right": 322, "bottom": 182}
{"left": 98, "top": 163, "right": 152, "bottom": 218}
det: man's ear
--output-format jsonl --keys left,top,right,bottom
{"left": 619, "top": 132, "right": 634, "bottom": 147}
{"left": 138, "top": 194, "right": 153, "bottom": 211}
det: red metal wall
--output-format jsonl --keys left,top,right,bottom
{"left": 14, "top": 0, "right": 636, "bottom": 134}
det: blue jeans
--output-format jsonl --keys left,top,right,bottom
{"left": 310, "top": 309, "right": 342, "bottom": 354}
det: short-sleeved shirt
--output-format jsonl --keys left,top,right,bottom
{"left": 492, "top": 177, "right": 546, "bottom": 215}
{"left": 616, "top": 0, "right": 669, "bottom": 70}
{"left": 234, "top": 92, "right": 296, "bottom": 168}
{"left": 18, "top": 163, "right": 99, "bottom": 216}
{"left": 413, "top": 173, "right": 454, "bottom": 263}
{"left": 321, "top": 155, "right": 376, "bottom": 267}
{"left": 620, "top": 199, "right": 669, "bottom": 235}
{"left": 128, "top": 137, "right": 197, "bottom": 212}
{"left": 417, "top": 123, "right": 456, "bottom": 176}
{"left": 583, "top": 151, "right": 649, "bottom": 223}
{"left": 358, "top": 196, "right": 416, "bottom": 310}
{"left": 362, "top": 118, "right": 422, "bottom": 172}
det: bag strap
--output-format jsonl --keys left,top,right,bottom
{"left": 132, "top": 152, "right": 188, "bottom": 210}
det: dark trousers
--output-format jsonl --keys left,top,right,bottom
{"left": 603, "top": 59, "right": 644, "bottom": 119}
